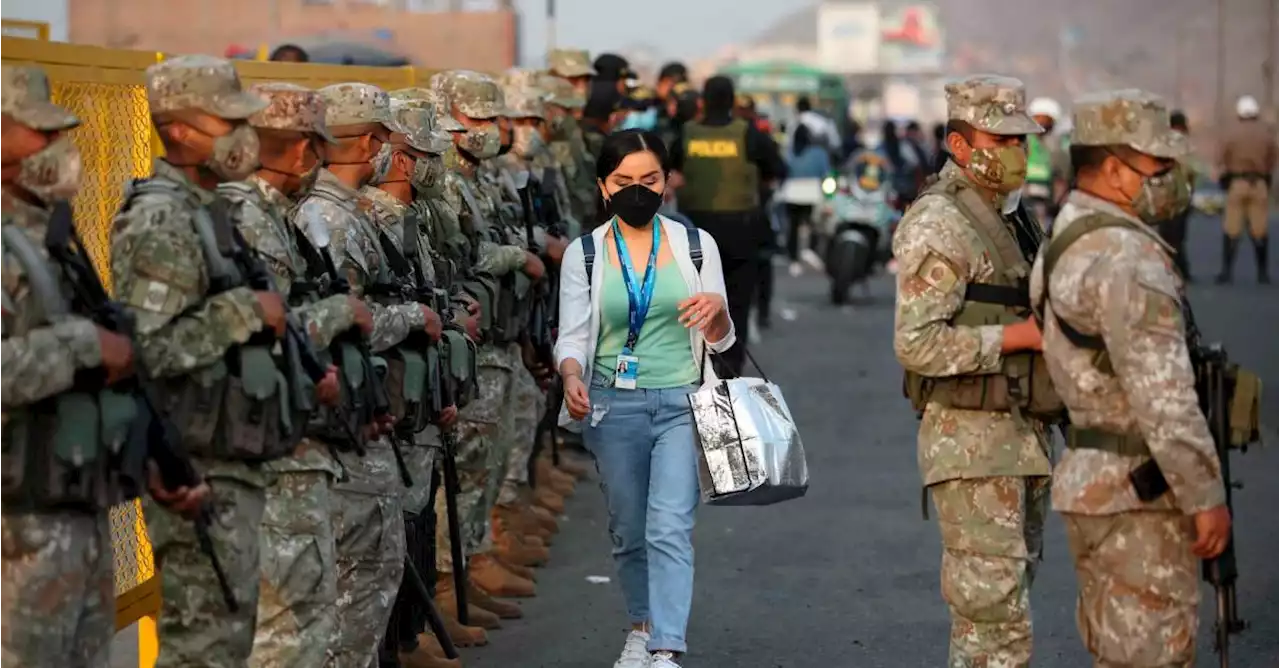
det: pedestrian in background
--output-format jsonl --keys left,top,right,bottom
{"left": 557, "top": 130, "right": 735, "bottom": 668}
{"left": 1160, "top": 109, "right": 1195, "bottom": 279}
{"left": 784, "top": 124, "right": 832, "bottom": 277}
{"left": 1217, "top": 94, "right": 1277, "bottom": 284}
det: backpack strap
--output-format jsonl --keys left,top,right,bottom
{"left": 581, "top": 217, "right": 703, "bottom": 292}
{"left": 1039, "top": 213, "right": 1145, "bottom": 350}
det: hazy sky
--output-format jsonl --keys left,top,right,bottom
{"left": 2, "top": 0, "right": 808, "bottom": 62}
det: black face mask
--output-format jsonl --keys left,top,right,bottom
{"left": 607, "top": 184, "right": 664, "bottom": 228}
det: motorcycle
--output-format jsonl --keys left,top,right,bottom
{"left": 812, "top": 151, "right": 901, "bottom": 304}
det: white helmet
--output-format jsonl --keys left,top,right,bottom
{"left": 1236, "top": 95, "right": 1260, "bottom": 118}
{"left": 1028, "top": 97, "right": 1062, "bottom": 121}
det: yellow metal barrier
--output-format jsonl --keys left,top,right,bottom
{"left": 0, "top": 36, "right": 451, "bottom": 665}
{"left": 1, "top": 20, "right": 51, "bottom": 41}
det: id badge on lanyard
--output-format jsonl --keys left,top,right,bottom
{"left": 613, "top": 218, "right": 660, "bottom": 390}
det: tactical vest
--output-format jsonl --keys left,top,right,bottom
{"left": 679, "top": 118, "right": 760, "bottom": 213}
{"left": 1, "top": 219, "right": 132, "bottom": 512}
{"left": 901, "top": 176, "right": 1065, "bottom": 422}
{"left": 456, "top": 178, "right": 515, "bottom": 343}
{"left": 411, "top": 198, "right": 480, "bottom": 411}
{"left": 1026, "top": 135, "right": 1053, "bottom": 184}
{"left": 123, "top": 179, "right": 298, "bottom": 461}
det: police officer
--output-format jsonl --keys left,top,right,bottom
{"left": 1, "top": 63, "right": 181, "bottom": 668}
{"left": 669, "top": 75, "right": 784, "bottom": 376}
{"left": 111, "top": 54, "right": 288, "bottom": 667}
{"left": 1026, "top": 97, "right": 1064, "bottom": 223}
{"left": 294, "top": 81, "right": 437, "bottom": 663}
{"left": 892, "top": 75, "right": 1057, "bottom": 667}
{"left": 428, "top": 70, "right": 545, "bottom": 644}
{"left": 1216, "top": 94, "right": 1277, "bottom": 284}
{"left": 1031, "top": 89, "right": 1231, "bottom": 667}
{"left": 221, "top": 83, "right": 375, "bottom": 668}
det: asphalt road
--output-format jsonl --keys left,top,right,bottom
{"left": 464, "top": 213, "right": 1278, "bottom": 668}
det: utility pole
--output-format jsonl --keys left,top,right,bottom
{"left": 546, "top": 0, "right": 557, "bottom": 54}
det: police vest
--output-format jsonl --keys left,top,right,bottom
{"left": 901, "top": 175, "right": 1065, "bottom": 422}
{"left": 1026, "top": 135, "right": 1053, "bottom": 184}
{"left": 122, "top": 179, "right": 300, "bottom": 462}
{"left": 1, "top": 216, "right": 132, "bottom": 512}
{"left": 679, "top": 119, "right": 760, "bottom": 213}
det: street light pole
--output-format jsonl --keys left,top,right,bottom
{"left": 1217, "top": 0, "right": 1228, "bottom": 128}
{"left": 546, "top": 0, "right": 557, "bottom": 54}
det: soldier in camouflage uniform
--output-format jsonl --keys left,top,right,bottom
{"left": 892, "top": 75, "right": 1055, "bottom": 668}
{"left": 1029, "top": 90, "right": 1230, "bottom": 667}
{"left": 221, "top": 83, "right": 372, "bottom": 668}
{"left": 111, "top": 55, "right": 286, "bottom": 668}
{"left": 293, "top": 82, "right": 434, "bottom": 665}
{"left": 1, "top": 63, "right": 157, "bottom": 668}
{"left": 541, "top": 72, "right": 599, "bottom": 226}
{"left": 430, "top": 70, "right": 546, "bottom": 608}
{"left": 547, "top": 48, "right": 595, "bottom": 103}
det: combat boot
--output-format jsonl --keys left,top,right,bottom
{"left": 542, "top": 445, "right": 592, "bottom": 479}
{"left": 1253, "top": 236, "right": 1270, "bottom": 284}
{"left": 1217, "top": 236, "right": 1239, "bottom": 284}
{"left": 493, "top": 523, "right": 550, "bottom": 566}
{"left": 467, "top": 580, "right": 524, "bottom": 619}
{"left": 400, "top": 644, "right": 463, "bottom": 668}
{"left": 493, "top": 555, "right": 538, "bottom": 581}
{"left": 527, "top": 503, "right": 560, "bottom": 534}
{"left": 536, "top": 457, "right": 578, "bottom": 497}
{"left": 438, "top": 606, "right": 488, "bottom": 647}
{"left": 493, "top": 500, "right": 554, "bottom": 544}
{"left": 533, "top": 484, "right": 566, "bottom": 515}
{"left": 434, "top": 574, "right": 502, "bottom": 630}
{"left": 470, "top": 553, "right": 537, "bottom": 597}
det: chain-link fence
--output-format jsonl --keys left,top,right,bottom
{"left": 1, "top": 36, "right": 443, "bottom": 639}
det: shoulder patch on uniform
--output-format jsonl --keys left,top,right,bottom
{"left": 916, "top": 252, "right": 960, "bottom": 293}
{"left": 1138, "top": 287, "right": 1182, "bottom": 332}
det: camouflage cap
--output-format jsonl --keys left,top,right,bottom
{"left": 1070, "top": 89, "right": 1188, "bottom": 159}
{"left": 429, "top": 70, "right": 505, "bottom": 120}
{"left": 388, "top": 98, "right": 452, "bottom": 154}
{"left": 944, "top": 74, "right": 1042, "bottom": 136}
{"left": 247, "top": 83, "right": 336, "bottom": 144}
{"left": 547, "top": 49, "right": 595, "bottom": 78}
{"left": 391, "top": 87, "right": 465, "bottom": 132}
{"left": 145, "top": 55, "right": 267, "bottom": 120}
{"left": 538, "top": 73, "right": 585, "bottom": 110}
{"left": 1, "top": 65, "right": 78, "bottom": 131}
{"left": 317, "top": 83, "right": 392, "bottom": 133}
{"left": 498, "top": 68, "right": 547, "bottom": 119}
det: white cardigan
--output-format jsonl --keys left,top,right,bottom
{"left": 554, "top": 215, "right": 737, "bottom": 425}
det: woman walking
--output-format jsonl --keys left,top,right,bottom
{"left": 555, "top": 130, "right": 735, "bottom": 668}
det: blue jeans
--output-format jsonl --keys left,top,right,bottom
{"left": 583, "top": 375, "right": 701, "bottom": 653}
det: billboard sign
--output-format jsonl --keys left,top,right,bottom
{"left": 878, "top": 3, "right": 945, "bottom": 74}
{"left": 817, "top": 2, "right": 880, "bottom": 74}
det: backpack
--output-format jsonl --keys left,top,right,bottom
{"left": 581, "top": 218, "right": 703, "bottom": 287}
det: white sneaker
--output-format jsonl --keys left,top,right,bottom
{"left": 800, "top": 248, "right": 826, "bottom": 272}
{"left": 651, "top": 651, "right": 682, "bottom": 668}
{"left": 613, "top": 630, "right": 652, "bottom": 668}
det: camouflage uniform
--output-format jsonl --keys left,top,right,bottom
{"left": 539, "top": 71, "right": 596, "bottom": 223}
{"left": 494, "top": 70, "right": 552, "bottom": 507}
{"left": 0, "top": 66, "right": 116, "bottom": 668}
{"left": 294, "top": 83, "right": 420, "bottom": 666}
{"left": 1029, "top": 90, "right": 1225, "bottom": 667}
{"left": 225, "top": 84, "right": 353, "bottom": 668}
{"left": 892, "top": 76, "right": 1051, "bottom": 668}
{"left": 110, "top": 56, "right": 273, "bottom": 668}
{"left": 429, "top": 71, "right": 531, "bottom": 574}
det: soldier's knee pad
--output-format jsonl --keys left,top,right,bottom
{"left": 940, "top": 551, "right": 1027, "bottom": 624}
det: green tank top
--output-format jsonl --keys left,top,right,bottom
{"left": 594, "top": 257, "right": 698, "bottom": 389}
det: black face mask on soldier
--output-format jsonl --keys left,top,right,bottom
{"left": 607, "top": 184, "right": 664, "bottom": 228}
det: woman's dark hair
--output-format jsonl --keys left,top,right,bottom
{"left": 793, "top": 124, "right": 813, "bottom": 157}
{"left": 594, "top": 129, "right": 669, "bottom": 222}
{"left": 932, "top": 122, "right": 946, "bottom": 143}
{"left": 797, "top": 97, "right": 813, "bottom": 113}
{"left": 270, "top": 44, "right": 309, "bottom": 62}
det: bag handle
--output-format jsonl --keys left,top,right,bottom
{"left": 698, "top": 344, "right": 769, "bottom": 384}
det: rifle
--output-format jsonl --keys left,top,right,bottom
{"left": 45, "top": 201, "right": 239, "bottom": 612}
{"left": 519, "top": 170, "right": 565, "bottom": 469}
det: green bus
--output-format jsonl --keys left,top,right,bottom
{"left": 718, "top": 60, "right": 851, "bottom": 140}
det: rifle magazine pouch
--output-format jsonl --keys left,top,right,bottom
{"left": 382, "top": 355, "right": 408, "bottom": 422}
{"left": 221, "top": 345, "right": 291, "bottom": 460}
{"left": 55, "top": 392, "right": 100, "bottom": 468}
{"left": 164, "top": 361, "right": 226, "bottom": 456}
{"left": 98, "top": 389, "right": 139, "bottom": 455}
{"left": 1228, "top": 366, "right": 1262, "bottom": 447}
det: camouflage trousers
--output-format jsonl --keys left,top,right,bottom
{"left": 145, "top": 468, "right": 267, "bottom": 668}
{"left": 248, "top": 467, "right": 339, "bottom": 668}
{"left": 1, "top": 511, "right": 113, "bottom": 668}
{"left": 931, "top": 475, "right": 1050, "bottom": 668}
{"left": 435, "top": 355, "right": 512, "bottom": 573}
{"left": 399, "top": 444, "right": 438, "bottom": 515}
{"left": 499, "top": 357, "right": 546, "bottom": 505}
{"left": 329, "top": 441, "right": 406, "bottom": 668}
{"left": 1063, "top": 511, "right": 1198, "bottom": 667}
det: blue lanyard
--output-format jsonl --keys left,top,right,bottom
{"left": 611, "top": 217, "right": 661, "bottom": 352}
